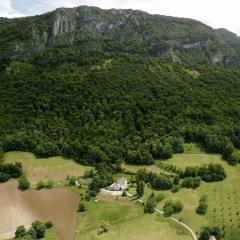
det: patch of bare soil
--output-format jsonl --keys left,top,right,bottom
{"left": 0, "top": 181, "right": 79, "bottom": 240}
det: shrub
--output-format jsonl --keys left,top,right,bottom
{"left": 15, "top": 225, "right": 27, "bottom": 238}
{"left": 44, "top": 221, "right": 53, "bottom": 229}
{"left": 163, "top": 200, "right": 183, "bottom": 216}
{"left": 152, "top": 175, "right": 173, "bottom": 190}
{"left": 182, "top": 177, "right": 201, "bottom": 189}
{"left": 83, "top": 169, "right": 94, "bottom": 178}
{"left": 171, "top": 185, "right": 179, "bottom": 193}
{"left": 196, "top": 196, "right": 208, "bottom": 215}
{"left": 78, "top": 202, "right": 86, "bottom": 212}
{"left": 18, "top": 176, "right": 30, "bottom": 191}
{"left": 144, "top": 193, "right": 157, "bottom": 213}
{"left": 0, "top": 172, "right": 10, "bottom": 183}
{"left": 31, "top": 220, "right": 46, "bottom": 239}
{"left": 98, "top": 221, "right": 110, "bottom": 235}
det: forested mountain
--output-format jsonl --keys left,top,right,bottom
{"left": 1, "top": 6, "right": 240, "bottom": 165}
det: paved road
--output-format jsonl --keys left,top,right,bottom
{"left": 127, "top": 192, "right": 198, "bottom": 240}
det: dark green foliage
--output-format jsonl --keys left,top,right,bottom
{"left": 0, "top": 147, "right": 4, "bottom": 163}
{"left": 18, "top": 175, "right": 30, "bottom": 191}
{"left": 0, "top": 163, "right": 23, "bottom": 183}
{"left": 196, "top": 195, "right": 208, "bottom": 215}
{"left": 199, "top": 226, "right": 223, "bottom": 240}
{"left": 36, "top": 180, "right": 53, "bottom": 190}
{"left": 152, "top": 175, "right": 173, "bottom": 190}
{"left": 27, "top": 227, "right": 37, "bottom": 239}
{"left": 163, "top": 204, "right": 174, "bottom": 217}
{"left": 31, "top": 221, "right": 46, "bottom": 239}
{"left": 0, "top": 172, "right": 10, "bottom": 183}
{"left": 83, "top": 169, "right": 95, "bottom": 178}
{"left": 144, "top": 193, "right": 157, "bottom": 214}
{"left": 44, "top": 221, "right": 53, "bottom": 229}
{"left": 78, "top": 202, "right": 86, "bottom": 212}
{"left": 182, "top": 177, "right": 201, "bottom": 189}
{"left": 15, "top": 226, "right": 27, "bottom": 238}
{"left": 184, "top": 164, "right": 226, "bottom": 182}
{"left": 163, "top": 200, "right": 183, "bottom": 216}
{"left": 89, "top": 163, "right": 113, "bottom": 192}
{"left": 136, "top": 176, "right": 144, "bottom": 197}
{"left": 171, "top": 185, "right": 180, "bottom": 193}
{"left": 136, "top": 169, "right": 173, "bottom": 190}
{"left": 1, "top": 9, "right": 240, "bottom": 167}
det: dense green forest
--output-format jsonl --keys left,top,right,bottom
{"left": 1, "top": 6, "right": 240, "bottom": 166}
{"left": 1, "top": 49, "right": 240, "bottom": 165}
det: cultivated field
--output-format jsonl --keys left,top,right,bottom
{"left": 0, "top": 181, "right": 79, "bottom": 240}
{"left": 4, "top": 152, "right": 93, "bottom": 184}
{"left": 154, "top": 145, "right": 240, "bottom": 240}
{"left": 75, "top": 193, "right": 192, "bottom": 240}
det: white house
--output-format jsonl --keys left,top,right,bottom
{"left": 109, "top": 178, "right": 128, "bottom": 191}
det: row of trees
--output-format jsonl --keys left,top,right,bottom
{"left": 183, "top": 164, "right": 226, "bottom": 182}
{"left": 15, "top": 220, "right": 53, "bottom": 239}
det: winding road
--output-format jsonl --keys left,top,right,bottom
{"left": 126, "top": 192, "right": 198, "bottom": 240}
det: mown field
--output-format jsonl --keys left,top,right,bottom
{"left": 74, "top": 191, "right": 191, "bottom": 240}
{"left": 4, "top": 152, "right": 93, "bottom": 185}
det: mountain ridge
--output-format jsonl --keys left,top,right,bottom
{"left": 1, "top": 5, "right": 240, "bottom": 66}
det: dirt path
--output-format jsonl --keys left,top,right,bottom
{"left": 127, "top": 192, "right": 197, "bottom": 240}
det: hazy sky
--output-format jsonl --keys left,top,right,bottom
{"left": 0, "top": 0, "right": 240, "bottom": 35}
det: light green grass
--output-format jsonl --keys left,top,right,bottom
{"left": 167, "top": 153, "right": 221, "bottom": 169}
{"left": 183, "top": 143, "right": 203, "bottom": 154}
{"left": 75, "top": 196, "right": 191, "bottom": 240}
{"left": 154, "top": 152, "right": 240, "bottom": 240}
{"left": 4, "top": 151, "right": 93, "bottom": 185}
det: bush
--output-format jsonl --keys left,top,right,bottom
{"left": 31, "top": 220, "right": 46, "bottom": 239}
{"left": 15, "top": 225, "right": 27, "bottom": 238}
{"left": 182, "top": 177, "right": 201, "bottom": 189}
{"left": 0, "top": 172, "right": 10, "bottom": 183}
{"left": 144, "top": 193, "right": 157, "bottom": 213}
{"left": 171, "top": 185, "right": 179, "bottom": 193}
{"left": 18, "top": 176, "right": 30, "bottom": 191}
{"left": 98, "top": 221, "right": 110, "bottom": 235}
{"left": 83, "top": 169, "right": 94, "bottom": 178}
{"left": 199, "top": 226, "right": 223, "bottom": 240}
{"left": 152, "top": 175, "right": 173, "bottom": 190}
{"left": 163, "top": 204, "right": 174, "bottom": 217}
{"left": 163, "top": 200, "right": 183, "bottom": 216}
{"left": 78, "top": 202, "right": 86, "bottom": 212}
{"left": 36, "top": 180, "right": 53, "bottom": 190}
{"left": 196, "top": 196, "right": 208, "bottom": 215}
{"left": 122, "top": 190, "right": 127, "bottom": 197}
{"left": 44, "top": 221, "right": 53, "bottom": 229}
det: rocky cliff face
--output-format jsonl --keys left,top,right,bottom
{"left": 1, "top": 6, "right": 240, "bottom": 66}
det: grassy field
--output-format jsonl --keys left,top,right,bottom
{"left": 4, "top": 152, "right": 93, "bottom": 185}
{"left": 74, "top": 191, "right": 192, "bottom": 240}
{"left": 150, "top": 144, "right": 240, "bottom": 240}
